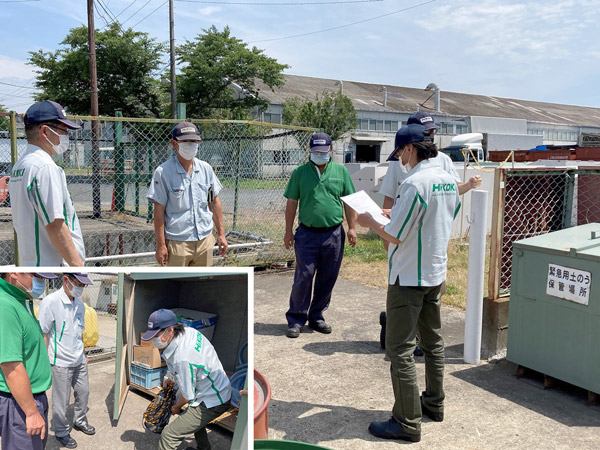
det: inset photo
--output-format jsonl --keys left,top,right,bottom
{"left": 0, "top": 269, "right": 250, "bottom": 450}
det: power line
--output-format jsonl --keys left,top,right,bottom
{"left": 130, "top": 0, "right": 168, "bottom": 28}
{"left": 114, "top": 0, "right": 139, "bottom": 19}
{"left": 251, "top": 0, "right": 437, "bottom": 43}
{"left": 0, "top": 91, "right": 35, "bottom": 98}
{"left": 96, "top": 0, "right": 126, "bottom": 33}
{"left": 121, "top": 0, "right": 154, "bottom": 26}
{"left": 175, "top": 0, "right": 382, "bottom": 4}
{"left": 0, "top": 81, "right": 37, "bottom": 90}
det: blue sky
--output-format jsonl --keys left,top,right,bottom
{"left": 1, "top": 0, "right": 599, "bottom": 113}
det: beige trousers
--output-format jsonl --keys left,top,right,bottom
{"left": 166, "top": 234, "right": 215, "bottom": 267}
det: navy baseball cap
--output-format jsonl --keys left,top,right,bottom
{"left": 24, "top": 100, "right": 80, "bottom": 130}
{"left": 65, "top": 273, "right": 93, "bottom": 285}
{"left": 142, "top": 309, "right": 178, "bottom": 340}
{"left": 172, "top": 122, "right": 201, "bottom": 141}
{"left": 309, "top": 132, "right": 332, "bottom": 152}
{"left": 33, "top": 273, "right": 58, "bottom": 279}
{"left": 387, "top": 124, "right": 428, "bottom": 161}
{"left": 407, "top": 111, "right": 439, "bottom": 130}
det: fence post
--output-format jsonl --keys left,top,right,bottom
{"left": 232, "top": 138, "right": 242, "bottom": 231}
{"left": 9, "top": 111, "right": 18, "bottom": 264}
{"left": 562, "top": 169, "right": 575, "bottom": 228}
{"left": 488, "top": 168, "right": 506, "bottom": 300}
{"left": 114, "top": 111, "right": 125, "bottom": 212}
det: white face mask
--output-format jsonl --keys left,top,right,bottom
{"left": 152, "top": 334, "right": 169, "bottom": 349}
{"left": 310, "top": 152, "right": 330, "bottom": 165}
{"left": 178, "top": 142, "right": 198, "bottom": 160}
{"left": 398, "top": 147, "right": 412, "bottom": 173}
{"left": 67, "top": 279, "right": 85, "bottom": 298}
{"left": 46, "top": 126, "right": 70, "bottom": 155}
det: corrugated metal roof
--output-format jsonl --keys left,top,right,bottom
{"left": 255, "top": 74, "right": 600, "bottom": 127}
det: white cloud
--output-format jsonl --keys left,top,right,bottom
{"left": 0, "top": 55, "right": 36, "bottom": 80}
{"left": 417, "top": 0, "right": 600, "bottom": 62}
{"left": 176, "top": 5, "right": 221, "bottom": 19}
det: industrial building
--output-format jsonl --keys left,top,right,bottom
{"left": 254, "top": 74, "right": 600, "bottom": 163}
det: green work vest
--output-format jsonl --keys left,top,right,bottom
{"left": 0, "top": 278, "right": 52, "bottom": 394}
{"left": 284, "top": 161, "right": 355, "bottom": 228}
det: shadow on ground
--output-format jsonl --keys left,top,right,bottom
{"left": 452, "top": 359, "right": 600, "bottom": 427}
{"left": 268, "top": 398, "right": 417, "bottom": 446}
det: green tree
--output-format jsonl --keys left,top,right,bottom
{"left": 28, "top": 23, "right": 165, "bottom": 117}
{"left": 176, "top": 26, "right": 288, "bottom": 118}
{"left": 282, "top": 90, "right": 356, "bottom": 141}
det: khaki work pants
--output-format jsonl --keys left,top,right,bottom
{"left": 166, "top": 234, "right": 215, "bottom": 267}
{"left": 386, "top": 282, "right": 445, "bottom": 436}
{"left": 158, "top": 401, "right": 230, "bottom": 450}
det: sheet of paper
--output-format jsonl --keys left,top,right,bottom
{"left": 341, "top": 190, "right": 390, "bottom": 226}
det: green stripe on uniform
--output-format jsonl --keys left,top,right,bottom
{"left": 454, "top": 201, "right": 462, "bottom": 219}
{"left": 396, "top": 194, "right": 419, "bottom": 239}
{"left": 32, "top": 178, "right": 51, "bottom": 224}
{"left": 59, "top": 321, "right": 65, "bottom": 341}
{"left": 189, "top": 363, "right": 224, "bottom": 404}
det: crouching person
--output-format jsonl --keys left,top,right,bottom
{"left": 142, "top": 309, "right": 231, "bottom": 450}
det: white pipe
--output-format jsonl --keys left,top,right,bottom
{"left": 84, "top": 240, "right": 274, "bottom": 263}
{"left": 463, "top": 190, "right": 488, "bottom": 364}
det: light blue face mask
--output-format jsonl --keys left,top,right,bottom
{"left": 310, "top": 152, "right": 330, "bottom": 165}
{"left": 18, "top": 276, "right": 46, "bottom": 299}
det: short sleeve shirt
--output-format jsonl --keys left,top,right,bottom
{"left": 0, "top": 278, "right": 52, "bottom": 394}
{"left": 161, "top": 327, "right": 231, "bottom": 408}
{"left": 147, "top": 156, "right": 223, "bottom": 242}
{"left": 8, "top": 144, "right": 86, "bottom": 266}
{"left": 379, "top": 152, "right": 461, "bottom": 199}
{"left": 284, "top": 161, "right": 355, "bottom": 228}
{"left": 38, "top": 287, "right": 85, "bottom": 368}
{"left": 384, "top": 159, "right": 461, "bottom": 287}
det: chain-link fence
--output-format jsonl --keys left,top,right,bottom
{"left": 488, "top": 167, "right": 600, "bottom": 298}
{"left": 0, "top": 113, "right": 316, "bottom": 266}
{"left": 29, "top": 273, "right": 119, "bottom": 363}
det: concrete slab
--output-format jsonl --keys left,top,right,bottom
{"left": 255, "top": 271, "right": 600, "bottom": 449}
{"left": 1, "top": 359, "right": 233, "bottom": 450}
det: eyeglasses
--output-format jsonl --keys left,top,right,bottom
{"left": 45, "top": 124, "right": 69, "bottom": 135}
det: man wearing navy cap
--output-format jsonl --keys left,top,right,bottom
{"left": 378, "top": 112, "right": 481, "bottom": 352}
{"left": 8, "top": 100, "right": 85, "bottom": 267}
{"left": 283, "top": 132, "right": 357, "bottom": 338}
{"left": 148, "top": 122, "right": 228, "bottom": 267}
{"left": 0, "top": 272, "right": 57, "bottom": 450}
{"left": 358, "top": 124, "right": 461, "bottom": 442}
{"left": 142, "top": 309, "right": 231, "bottom": 450}
{"left": 38, "top": 273, "right": 94, "bottom": 448}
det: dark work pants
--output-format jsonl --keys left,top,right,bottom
{"left": 0, "top": 391, "right": 48, "bottom": 450}
{"left": 286, "top": 223, "right": 345, "bottom": 328}
{"left": 386, "top": 283, "right": 445, "bottom": 435}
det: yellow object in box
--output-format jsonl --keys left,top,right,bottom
{"left": 133, "top": 345, "right": 166, "bottom": 368}
{"left": 34, "top": 303, "right": 99, "bottom": 348}
{"left": 83, "top": 304, "right": 99, "bottom": 348}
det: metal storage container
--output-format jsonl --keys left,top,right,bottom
{"left": 507, "top": 223, "right": 600, "bottom": 394}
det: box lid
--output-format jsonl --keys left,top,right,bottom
{"left": 513, "top": 223, "right": 600, "bottom": 261}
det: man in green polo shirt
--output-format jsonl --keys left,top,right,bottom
{"left": 283, "top": 132, "right": 357, "bottom": 338}
{"left": 0, "top": 272, "right": 57, "bottom": 450}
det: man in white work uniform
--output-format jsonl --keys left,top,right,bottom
{"left": 142, "top": 309, "right": 231, "bottom": 450}
{"left": 9, "top": 100, "right": 85, "bottom": 267}
{"left": 378, "top": 112, "right": 481, "bottom": 352}
{"left": 358, "top": 124, "right": 461, "bottom": 442}
{"left": 147, "top": 122, "right": 228, "bottom": 267}
{"left": 38, "top": 273, "right": 94, "bottom": 449}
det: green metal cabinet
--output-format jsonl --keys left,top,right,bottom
{"left": 507, "top": 223, "right": 600, "bottom": 393}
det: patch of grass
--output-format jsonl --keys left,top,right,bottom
{"left": 339, "top": 232, "right": 491, "bottom": 310}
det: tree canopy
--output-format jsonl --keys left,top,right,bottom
{"left": 176, "top": 26, "right": 289, "bottom": 118}
{"left": 28, "top": 23, "right": 165, "bottom": 117}
{"left": 282, "top": 90, "right": 356, "bottom": 141}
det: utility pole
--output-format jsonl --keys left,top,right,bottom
{"left": 87, "top": 0, "right": 101, "bottom": 218}
{"left": 169, "top": 0, "right": 177, "bottom": 119}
